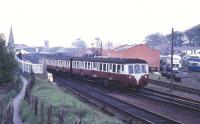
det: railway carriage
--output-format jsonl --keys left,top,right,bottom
{"left": 188, "top": 58, "right": 200, "bottom": 72}
{"left": 44, "top": 56, "right": 149, "bottom": 88}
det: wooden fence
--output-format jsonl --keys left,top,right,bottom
{"left": 0, "top": 83, "right": 18, "bottom": 95}
{"left": 0, "top": 79, "right": 19, "bottom": 124}
{"left": 24, "top": 74, "right": 83, "bottom": 124}
{"left": 1, "top": 99, "right": 14, "bottom": 124}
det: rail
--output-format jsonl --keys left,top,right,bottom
{"left": 55, "top": 76, "right": 181, "bottom": 124}
{"left": 138, "top": 88, "right": 200, "bottom": 112}
{"left": 149, "top": 79, "right": 200, "bottom": 95}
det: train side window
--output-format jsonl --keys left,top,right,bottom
{"left": 93, "top": 62, "right": 96, "bottom": 68}
{"left": 75, "top": 61, "right": 77, "bottom": 68}
{"left": 93, "top": 62, "right": 97, "bottom": 70}
{"left": 81, "top": 61, "right": 84, "bottom": 69}
{"left": 106, "top": 63, "right": 108, "bottom": 72}
{"left": 85, "top": 62, "right": 87, "bottom": 69}
{"left": 117, "top": 64, "right": 121, "bottom": 73}
{"left": 97, "top": 63, "right": 99, "bottom": 71}
{"left": 113, "top": 64, "right": 116, "bottom": 73}
{"left": 191, "top": 62, "right": 198, "bottom": 66}
{"left": 103, "top": 63, "right": 106, "bottom": 71}
{"left": 109, "top": 64, "right": 112, "bottom": 72}
{"left": 122, "top": 65, "right": 124, "bottom": 72}
{"left": 72, "top": 61, "right": 74, "bottom": 68}
{"left": 67, "top": 61, "right": 70, "bottom": 68}
{"left": 88, "top": 62, "right": 91, "bottom": 69}
{"left": 99, "top": 63, "right": 102, "bottom": 71}
{"left": 77, "top": 61, "right": 79, "bottom": 68}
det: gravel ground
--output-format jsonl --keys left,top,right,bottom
{"left": 67, "top": 78, "right": 200, "bottom": 124}
{"left": 181, "top": 72, "right": 200, "bottom": 89}
{"left": 150, "top": 72, "right": 200, "bottom": 89}
{"left": 146, "top": 83, "right": 200, "bottom": 102}
{"left": 107, "top": 92, "right": 200, "bottom": 124}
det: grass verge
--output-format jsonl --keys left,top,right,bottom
{"left": 21, "top": 76, "right": 123, "bottom": 124}
{"left": 20, "top": 100, "right": 39, "bottom": 124}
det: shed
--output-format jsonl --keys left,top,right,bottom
{"left": 102, "top": 44, "right": 160, "bottom": 71}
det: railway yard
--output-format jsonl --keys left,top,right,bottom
{"left": 53, "top": 73, "right": 200, "bottom": 124}
{"left": 12, "top": 55, "right": 200, "bottom": 124}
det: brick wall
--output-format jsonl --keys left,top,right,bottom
{"left": 102, "top": 44, "right": 160, "bottom": 71}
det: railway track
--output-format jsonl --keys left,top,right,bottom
{"left": 149, "top": 79, "right": 200, "bottom": 95}
{"left": 55, "top": 76, "right": 181, "bottom": 124}
{"left": 136, "top": 88, "right": 200, "bottom": 112}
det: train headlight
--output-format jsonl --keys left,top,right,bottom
{"left": 129, "top": 76, "right": 132, "bottom": 78}
{"left": 144, "top": 75, "right": 147, "bottom": 78}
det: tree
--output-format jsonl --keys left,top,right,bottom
{"left": 72, "top": 38, "right": 87, "bottom": 48}
{"left": 104, "top": 41, "right": 113, "bottom": 49}
{"left": 166, "top": 31, "right": 186, "bottom": 47}
{"left": 0, "top": 34, "right": 17, "bottom": 84}
{"left": 145, "top": 33, "right": 168, "bottom": 46}
{"left": 94, "top": 37, "right": 102, "bottom": 49}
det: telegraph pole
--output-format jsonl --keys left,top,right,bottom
{"left": 170, "top": 28, "right": 174, "bottom": 91}
{"left": 100, "top": 42, "right": 103, "bottom": 56}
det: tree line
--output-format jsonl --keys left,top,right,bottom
{"left": 0, "top": 34, "right": 17, "bottom": 84}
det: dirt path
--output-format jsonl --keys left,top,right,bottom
{"left": 13, "top": 76, "right": 28, "bottom": 124}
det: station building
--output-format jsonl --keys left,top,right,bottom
{"left": 102, "top": 44, "right": 160, "bottom": 71}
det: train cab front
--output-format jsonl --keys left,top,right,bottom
{"left": 127, "top": 64, "right": 149, "bottom": 87}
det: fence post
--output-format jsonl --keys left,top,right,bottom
{"left": 35, "top": 97, "right": 38, "bottom": 116}
{"left": 48, "top": 104, "right": 52, "bottom": 124}
{"left": 59, "top": 106, "right": 64, "bottom": 124}
{"left": 40, "top": 102, "right": 44, "bottom": 124}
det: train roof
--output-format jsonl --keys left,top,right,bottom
{"left": 45, "top": 55, "right": 147, "bottom": 64}
{"left": 44, "top": 55, "right": 72, "bottom": 60}
{"left": 73, "top": 57, "right": 147, "bottom": 64}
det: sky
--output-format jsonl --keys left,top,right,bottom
{"left": 0, "top": 0, "right": 200, "bottom": 47}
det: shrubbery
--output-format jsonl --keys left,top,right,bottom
{"left": 0, "top": 34, "right": 17, "bottom": 84}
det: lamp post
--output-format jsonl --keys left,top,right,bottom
{"left": 170, "top": 28, "right": 174, "bottom": 91}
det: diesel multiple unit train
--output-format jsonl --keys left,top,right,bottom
{"left": 44, "top": 56, "right": 149, "bottom": 88}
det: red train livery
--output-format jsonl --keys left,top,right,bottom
{"left": 44, "top": 56, "right": 149, "bottom": 88}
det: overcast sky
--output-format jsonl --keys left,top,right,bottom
{"left": 0, "top": 0, "right": 200, "bottom": 47}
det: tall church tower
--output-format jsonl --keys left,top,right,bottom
{"left": 8, "top": 26, "right": 14, "bottom": 48}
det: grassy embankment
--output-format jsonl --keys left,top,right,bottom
{"left": 21, "top": 76, "right": 123, "bottom": 124}
{"left": 0, "top": 75, "right": 23, "bottom": 123}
